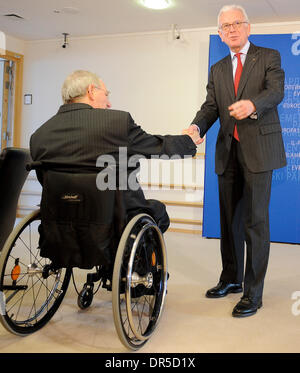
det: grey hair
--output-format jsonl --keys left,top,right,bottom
{"left": 217, "top": 4, "right": 249, "bottom": 28}
{"left": 61, "top": 70, "right": 101, "bottom": 104}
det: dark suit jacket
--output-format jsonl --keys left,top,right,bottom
{"left": 30, "top": 103, "right": 196, "bottom": 168}
{"left": 192, "top": 42, "right": 287, "bottom": 174}
{"left": 30, "top": 103, "right": 196, "bottom": 223}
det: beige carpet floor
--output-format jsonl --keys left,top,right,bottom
{"left": 1, "top": 232, "right": 300, "bottom": 354}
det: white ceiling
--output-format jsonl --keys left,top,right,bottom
{"left": 0, "top": 0, "right": 300, "bottom": 41}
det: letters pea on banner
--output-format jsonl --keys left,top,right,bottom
{"left": 202, "top": 34, "right": 300, "bottom": 244}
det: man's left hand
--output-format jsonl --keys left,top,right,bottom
{"left": 228, "top": 100, "right": 256, "bottom": 120}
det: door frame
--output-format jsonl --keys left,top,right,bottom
{"left": 0, "top": 49, "right": 24, "bottom": 148}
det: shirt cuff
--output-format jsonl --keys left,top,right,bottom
{"left": 249, "top": 112, "right": 258, "bottom": 120}
{"left": 190, "top": 124, "right": 200, "bottom": 133}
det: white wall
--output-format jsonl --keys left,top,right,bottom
{"left": 21, "top": 21, "right": 300, "bottom": 150}
{"left": 5, "top": 34, "right": 25, "bottom": 55}
{"left": 21, "top": 28, "right": 209, "bottom": 151}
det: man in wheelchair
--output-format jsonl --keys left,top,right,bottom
{"left": 0, "top": 70, "right": 200, "bottom": 350}
{"left": 30, "top": 70, "right": 199, "bottom": 269}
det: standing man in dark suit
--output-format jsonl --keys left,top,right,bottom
{"left": 30, "top": 70, "right": 200, "bottom": 234}
{"left": 190, "top": 5, "right": 286, "bottom": 317}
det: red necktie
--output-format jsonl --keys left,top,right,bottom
{"left": 233, "top": 53, "right": 243, "bottom": 141}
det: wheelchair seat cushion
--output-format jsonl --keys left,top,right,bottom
{"left": 39, "top": 170, "right": 119, "bottom": 269}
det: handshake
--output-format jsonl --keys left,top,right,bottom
{"left": 182, "top": 124, "right": 204, "bottom": 146}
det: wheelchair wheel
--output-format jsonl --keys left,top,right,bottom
{"left": 112, "top": 214, "right": 168, "bottom": 350}
{"left": 0, "top": 209, "right": 71, "bottom": 336}
{"left": 77, "top": 284, "right": 94, "bottom": 310}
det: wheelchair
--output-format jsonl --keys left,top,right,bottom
{"left": 0, "top": 162, "right": 168, "bottom": 350}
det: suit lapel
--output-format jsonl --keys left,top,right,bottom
{"left": 236, "top": 43, "right": 260, "bottom": 99}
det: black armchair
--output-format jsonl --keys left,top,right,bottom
{"left": 0, "top": 147, "right": 31, "bottom": 250}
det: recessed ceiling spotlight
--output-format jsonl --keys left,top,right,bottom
{"left": 141, "top": 0, "right": 172, "bottom": 10}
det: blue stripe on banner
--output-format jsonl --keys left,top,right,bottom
{"left": 203, "top": 34, "right": 300, "bottom": 244}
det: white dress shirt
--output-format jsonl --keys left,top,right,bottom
{"left": 230, "top": 40, "right": 250, "bottom": 80}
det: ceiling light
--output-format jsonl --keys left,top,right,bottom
{"left": 141, "top": 0, "right": 172, "bottom": 10}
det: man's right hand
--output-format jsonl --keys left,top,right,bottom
{"left": 182, "top": 125, "right": 204, "bottom": 145}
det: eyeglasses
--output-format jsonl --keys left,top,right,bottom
{"left": 219, "top": 21, "right": 248, "bottom": 33}
{"left": 94, "top": 85, "right": 110, "bottom": 97}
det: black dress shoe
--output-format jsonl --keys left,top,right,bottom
{"left": 206, "top": 281, "right": 243, "bottom": 298}
{"left": 232, "top": 297, "right": 262, "bottom": 318}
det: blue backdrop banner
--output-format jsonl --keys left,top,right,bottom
{"left": 203, "top": 33, "right": 300, "bottom": 244}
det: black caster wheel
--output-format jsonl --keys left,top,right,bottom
{"left": 77, "top": 284, "right": 94, "bottom": 309}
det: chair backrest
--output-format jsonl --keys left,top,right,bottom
{"left": 38, "top": 169, "right": 126, "bottom": 270}
{"left": 0, "top": 147, "right": 31, "bottom": 250}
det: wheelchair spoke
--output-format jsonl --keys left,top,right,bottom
{"left": 8, "top": 275, "right": 30, "bottom": 321}
{"left": 18, "top": 236, "right": 45, "bottom": 269}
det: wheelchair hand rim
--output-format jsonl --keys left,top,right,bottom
{"left": 125, "top": 222, "right": 167, "bottom": 342}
